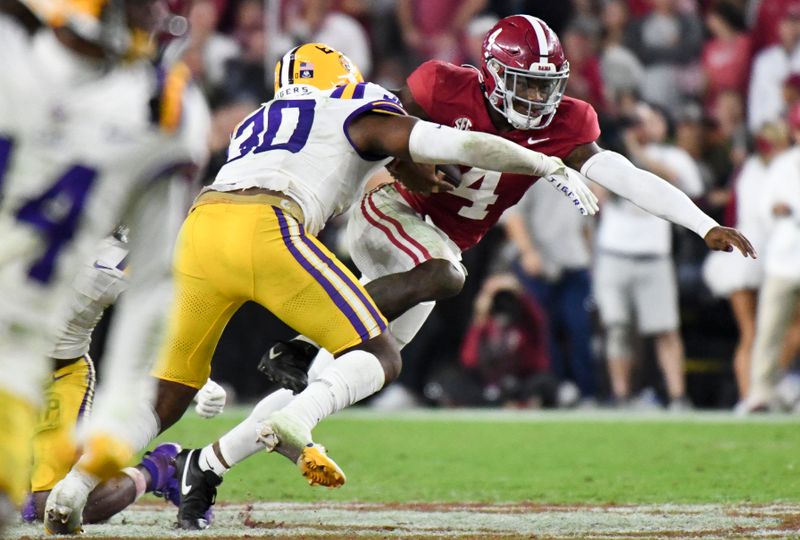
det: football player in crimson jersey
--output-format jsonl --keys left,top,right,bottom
{"left": 261, "top": 14, "right": 755, "bottom": 393}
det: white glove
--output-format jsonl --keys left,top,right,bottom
{"left": 542, "top": 161, "right": 599, "bottom": 216}
{"left": 194, "top": 379, "right": 226, "bottom": 418}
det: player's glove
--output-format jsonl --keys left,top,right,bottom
{"left": 194, "top": 379, "right": 226, "bottom": 418}
{"left": 542, "top": 159, "right": 599, "bottom": 216}
{"left": 257, "top": 339, "right": 320, "bottom": 394}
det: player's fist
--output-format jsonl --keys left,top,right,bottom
{"left": 386, "top": 159, "right": 456, "bottom": 194}
{"left": 194, "top": 379, "right": 227, "bottom": 418}
{"left": 704, "top": 226, "right": 757, "bottom": 258}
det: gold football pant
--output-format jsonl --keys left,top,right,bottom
{"left": 30, "top": 356, "right": 95, "bottom": 492}
{"left": 152, "top": 196, "right": 387, "bottom": 389}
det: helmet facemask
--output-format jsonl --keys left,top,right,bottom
{"left": 485, "top": 57, "right": 569, "bottom": 130}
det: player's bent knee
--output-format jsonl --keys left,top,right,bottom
{"left": 359, "top": 333, "right": 402, "bottom": 383}
{"left": 416, "top": 259, "right": 465, "bottom": 301}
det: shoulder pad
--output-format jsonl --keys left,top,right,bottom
{"left": 328, "top": 82, "right": 405, "bottom": 115}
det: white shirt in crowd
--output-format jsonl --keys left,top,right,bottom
{"left": 747, "top": 43, "right": 800, "bottom": 133}
{"left": 507, "top": 179, "right": 592, "bottom": 279}
{"left": 762, "top": 146, "right": 800, "bottom": 280}
{"left": 597, "top": 144, "right": 704, "bottom": 256}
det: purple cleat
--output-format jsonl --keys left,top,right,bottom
{"left": 144, "top": 444, "right": 214, "bottom": 526}
{"left": 20, "top": 493, "right": 37, "bottom": 523}
{"left": 140, "top": 442, "right": 182, "bottom": 496}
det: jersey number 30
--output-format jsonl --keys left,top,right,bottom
{"left": 0, "top": 137, "right": 97, "bottom": 284}
{"left": 228, "top": 100, "right": 316, "bottom": 162}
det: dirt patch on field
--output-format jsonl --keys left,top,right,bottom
{"left": 5, "top": 502, "right": 799, "bottom": 539}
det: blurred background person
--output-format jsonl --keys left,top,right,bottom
{"left": 594, "top": 102, "right": 704, "bottom": 409}
{"left": 396, "top": 0, "right": 487, "bottom": 64}
{"left": 433, "top": 275, "right": 557, "bottom": 408}
{"left": 741, "top": 104, "right": 800, "bottom": 413}
{"left": 599, "top": 0, "right": 644, "bottom": 111}
{"left": 703, "top": 120, "right": 790, "bottom": 406}
{"left": 747, "top": 3, "right": 800, "bottom": 134}
{"left": 504, "top": 181, "right": 597, "bottom": 406}
{"left": 701, "top": 1, "right": 751, "bottom": 115}
{"left": 624, "top": 0, "right": 703, "bottom": 117}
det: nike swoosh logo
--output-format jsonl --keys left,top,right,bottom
{"left": 93, "top": 261, "right": 113, "bottom": 271}
{"left": 269, "top": 348, "right": 280, "bottom": 360}
{"left": 527, "top": 137, "right": 550, "bottom": 145}
{"left": 181, "top": 450, "right": 194, "bottom": 496}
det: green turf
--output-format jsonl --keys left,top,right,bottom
{"left": 152, "top": 409, "right": 800, "bottom": 505}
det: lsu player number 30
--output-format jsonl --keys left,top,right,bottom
{"left": 0, "top": 0, "right": 210, "bottom": 530}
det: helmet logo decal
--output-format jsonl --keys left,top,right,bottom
{"left": 299, "top": 62, "right": 314, "bottom": 78}
{"left": 486, "top": 28, "right": 502, "bottom": 50}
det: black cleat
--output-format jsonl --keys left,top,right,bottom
{"left": 175, "top": 449, "right": 222, "bottom": 530}
{"left": 257, "top": 339, "right": 319, "bottom": 393}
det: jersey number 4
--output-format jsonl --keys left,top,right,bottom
{"left": 0, "top": 137, "right": 97, "bottom": 284}
{"left": 228, "top": 100, "right": 316, "bottom": 162}
{"left": 451, "top": 168, "right": 502, "bottom": 220}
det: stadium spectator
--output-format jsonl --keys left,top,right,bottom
{"left": 701, "top": 2, "right": 751, "bottom": 113}
{"left": 740, "top": 104, "right": 800, "bottom": 412}
{"left": 446, "top": 274, "right": 557, "bottom": 407}
{"left": 281, "top": 0, "right": 372, "bottom": 76}
{"left": 747, "top": 4, "right": 800, "bottom": 133}
{"left": 594, "top": 102, "right": 704, "bottom": 409}
{"left": 503, "top": 180, "right": 597, "bottom": 404}
{"left": 750, "top": 0, "right": 800, "bottom": 53}
{"left": 624, "top": 0, "right": 703, "bottom": 116}
{"left": 396, "top": 0, "right": 487, "bottom": 64}
{"left": 163, "top": 0, "right": 240, "bottom": 90}
{"left": 599, "top": 0, "right": 644, "bottom": 107}
{"left": 703, "top": 120, "right": 790, "bottom": 404}
{"left": 562, "top": 24, "right": 607, "bottom": 112}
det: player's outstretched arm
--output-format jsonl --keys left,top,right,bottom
{"left": 347, "top": 114, "right": 598, "bottom": 214}
{"left": 564, "top": 142, "right": 756, "bottom": 258}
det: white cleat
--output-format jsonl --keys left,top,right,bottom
{"left": 258, "top": 411, "right": 346, "bottom": 488}
{"left": 44, "top": 476, "right": 90, "bottom": 534}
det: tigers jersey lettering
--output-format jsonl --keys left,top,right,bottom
{"left": 211, "top": 82, "right": 406, "bottom": 235}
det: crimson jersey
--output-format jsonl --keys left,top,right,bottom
{"left": 397, "top": 60, "right": 601, "bottom": 251}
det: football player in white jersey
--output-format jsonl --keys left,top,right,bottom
{"left": 0, "top": 0, "right": 209, "bottom": 530}
{"left": 43, "top": 42, "right": 597, "bottom": 531}
{"left": 21, "top": 230, "right": 227, "bottom": 524}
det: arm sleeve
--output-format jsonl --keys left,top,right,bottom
{"left": 408, "top": 120, "right": 561, "bottom": 177}
{"left": 581, "top": 150, "right": 718, "bottom": 238}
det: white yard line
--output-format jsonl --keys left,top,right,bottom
{"left": 7, "top": 502, "right": 799, "bottom": 539}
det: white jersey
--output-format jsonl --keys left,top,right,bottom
{"left": 0, "top": 17, "right": 210, "bottom": 337}
{"left": 211, "top": 82, "right": 406, "bottom": 235}
{"left": 50, "top": 235, "right": 128, "bottom": 360}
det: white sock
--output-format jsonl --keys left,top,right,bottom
{"left": 215, "top": 389, "right": 294, "bottom": 468}
{"left": 198, "top": 446, "right": 228, "bottom": 477}
{"left": 307, "top": 348, "right": 335, "bottom": 382}
{"left": 279, "top": 350, "right": 385, "bottom": 432}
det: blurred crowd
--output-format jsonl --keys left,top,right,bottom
{"left": 135, "top": 0, "right": 800, "bottom": 412}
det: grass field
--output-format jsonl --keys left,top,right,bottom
{"left": 8, "top": 408, "right": 800, "bottom": 538}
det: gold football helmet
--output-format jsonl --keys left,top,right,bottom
{"left": 274, "top": 43, "right": 363, "bottom": 92}
{"left": 20, "top": 0, "right": 161, "bottom": 59}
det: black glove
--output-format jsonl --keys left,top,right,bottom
{"left": 257, "top": 339, "right": 320, "bottom": 394}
